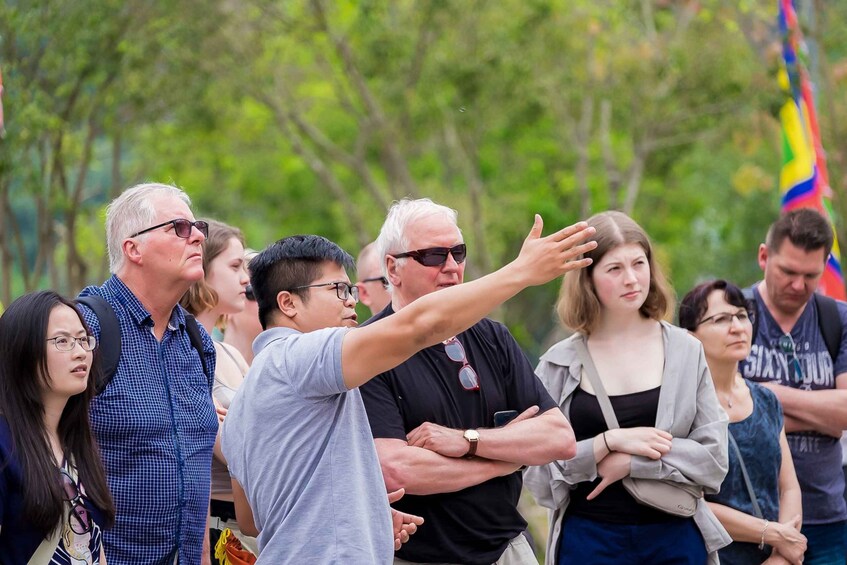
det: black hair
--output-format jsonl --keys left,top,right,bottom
{"left": 678, "top": 279, "right": 750, "bottom": 331}
{"left": 0, "top": 291, "right": 115, "bottom": 533}
{"left": 249, "top": 235, "right": 354, "bottom": 329}
{"left": 766, "top": 208, "right": 833, "bottom": 257}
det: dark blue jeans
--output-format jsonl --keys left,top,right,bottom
{"left": 801, "top": 521, "right": 847, "bottom": 565}
{"left": 558, "top": 514, "right": 707, "bottom": 565}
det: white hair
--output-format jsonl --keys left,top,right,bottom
{"left": 106, "top": 183, "right": 191, "bottom": 273}
{"left": 375, "top": 198, "right": 461, "bottom": 276}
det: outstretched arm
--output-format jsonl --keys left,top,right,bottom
{"left": 340, "top": 217, "right": 596, "bottom": 389}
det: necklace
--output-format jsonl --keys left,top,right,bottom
{"left": 720, "top": 373, "right": 743, "bottom": 410}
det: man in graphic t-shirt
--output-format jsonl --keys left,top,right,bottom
{"left": 742, "top": 208, "right": 847, "bottom": 564}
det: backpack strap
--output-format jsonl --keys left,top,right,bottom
{"left": 77, "top": 296, "right": 211, "bottom": 392}
{"left": 76, "top": 295, "right": 121, "bottom": 395}
{"left": 814, "top": 294, "right": 842, "bottom": 363}
{"left": 185, "top": 314, "right": 211, "bottom": 382}
{"left": 742, "top": 287, "right": 759, "bottom": 342}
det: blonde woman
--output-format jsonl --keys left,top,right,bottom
{"left": 525, "top": 211, "right": 729, "bottom": 564}
{"left": 180, "top": 220, "right": 257, "bottom": 560}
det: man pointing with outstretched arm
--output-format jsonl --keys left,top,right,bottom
{"left": 222, "top": 213, "right": 595, "bottom": 564}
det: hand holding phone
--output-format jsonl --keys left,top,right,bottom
{"left": 493, "top": 410, "right": 519, "bottom": 428}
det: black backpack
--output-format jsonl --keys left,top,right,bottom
{"left": 743, "top": 287, "right": 842, "bottom": 362}
{"left": 77, "top": 295, "right": 210, "bottom": 394}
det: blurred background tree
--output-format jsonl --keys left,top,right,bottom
{"left": 6, "top": 0, "right": 842, "bottom": 349}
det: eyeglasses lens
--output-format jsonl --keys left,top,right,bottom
{"left": 335, "top": 283, "right": 359, "bottom": 302}
{"left": 245, "top": 285, "right": 256, "bottom": 301}
{"left": 444, "top": 338, "right": 479, "bottom": 390}
{"left": 174, "top": 219, "right": 209, "bottom": 239}
{"left": 418, "top": 245, "right": 467, "bottom": 267}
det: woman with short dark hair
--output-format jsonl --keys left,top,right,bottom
{"left": 0, "top": 290, "right": 114, "bottom": 563}
{"left": 681, "top": 279, "right": 806, "bottom": 565}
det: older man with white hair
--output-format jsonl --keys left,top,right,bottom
{"left": 361, "top": 198, "right": 577, "bottom": 564}
{"left": 78, "top": 183, "right": 217, "bottom": 565}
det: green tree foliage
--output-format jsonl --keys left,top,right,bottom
{"left": 2, "top": 0, "right": 845, "bottom": 353}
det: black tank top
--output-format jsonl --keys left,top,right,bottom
{"left": 567, "top": 385, "right": 677, "bottom": 523}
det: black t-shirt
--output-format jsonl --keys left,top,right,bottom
{"left": 360, "top": 304, "right": 557, "bottom": 564}
{"left": 567, "top": 386, "right": 677, "bottom": 523}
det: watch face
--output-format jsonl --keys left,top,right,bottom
{"left": 465, "top": 429, "right": 480, "bottom": 441}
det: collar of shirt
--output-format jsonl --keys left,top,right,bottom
{"left": 105, "top": 274, "right": 188, "bottom": 331}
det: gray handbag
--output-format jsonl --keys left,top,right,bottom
{"left": 574, "top": 338, "right": 702, "bottom": 517}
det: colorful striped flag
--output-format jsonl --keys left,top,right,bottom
{"left": 778, "top": 0, "right": 845, "bottom": 300}
{"left": 0, "top": 66, "right": 5, "bottom": 137}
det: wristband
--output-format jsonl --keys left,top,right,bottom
{"left": 602, "top": 431, "right": 613, "bottom": 452}
{"left": 758, "top": 519, "right": 770, "bottom": 550}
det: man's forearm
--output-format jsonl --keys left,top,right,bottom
{"left": 379, "top": 442, "right": 519, "bottom": 495}
{"left": 474, "top": 409, "right": 575, "bottom": 465}
{"left": 764, "top": 383, "right": 847, "bottom": 433}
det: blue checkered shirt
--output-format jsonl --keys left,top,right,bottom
{"left": 79, "top": 275, "right": 218, "bottom": 565}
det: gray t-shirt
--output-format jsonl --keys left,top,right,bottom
{"left": 222, "top": 326, "right": 394, "bottom": 563}
{"left": 742, "top": 285, "right": 847, "bottom": 525}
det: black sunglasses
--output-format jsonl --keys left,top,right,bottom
{"left": 129, "top": 218, "right": 209, "bottom": 239}
{"left": 443, "top": 336, "right": 479, "bottom": 391}
{"left": 393, "top": 244, "right": 467, "bottom": 267}
{"left": 245, "top": 284, "right": 256, "bottom": 301}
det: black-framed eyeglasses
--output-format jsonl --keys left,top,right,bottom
{"left": 129, "top": 218, "right": 209, "bottom": 239}
{"left": 61, "top": 468, "right": 92, "bottom": 535}
{"left": 697, "top": 310, "right": 751, "bottom": 328}
{"left": 392, "top": 244, "right": 467, "bottom": 267}
{"left": 360, "top": 276, "right": 389, "bottom": 289}
{"left": 443, "top": 336, "right": 479, "bottom": 391}
{"left": 245, "top": 284, "right": 256, "bottom": 302}
{"left": 778, "top": 333, "right": 805, "bottom": 384}
{"left": 46, "top": 335, "right": 97, "bottom": 352}
{"left": 291, "top": 281, "right": 359, "bottom": 302}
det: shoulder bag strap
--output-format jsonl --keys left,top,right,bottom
{"left": 573, "top": 337, "right": 621, "bottom": 430}
{"left": 815, "top": 294, "right": 842, "bottom": 363}
{"left": 727, "top": 431, "right": 764, "bottom": 519}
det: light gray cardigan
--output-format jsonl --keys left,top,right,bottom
{"left": 524, "top": 322, "right": 731, "bottom": 564}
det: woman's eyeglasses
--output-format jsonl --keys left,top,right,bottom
{"left": 129, "top": 218, "right": 210, "bottom": 239}
{"left": 697, "top": 310, "right": 750, "bottom": 328}
{"left": 61, "top": 469, "right": 92, "bottom": 535}
{"left": 245, "top": 284, "right": 256, "bottom": 302}
{"left": 46, "top": 335, "right": 97, "bottom": 352}
{"left": 778, "top": 333, "right": 805, "bottom": 384}
{"left": 443, "top": 336, "right": 479, "bottom": 391}
{"left": 393, "top": 244, "right": 467, "bottom": 267}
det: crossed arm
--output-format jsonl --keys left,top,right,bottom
{"left": 377, "top": 407, "right": 574, "bottom": 495}
{"left": 761, "top": 373, "right": 847, "bottom": 437}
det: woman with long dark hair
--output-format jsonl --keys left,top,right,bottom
{"left": 0, "top": 290, "right": 114, "bottom": 563}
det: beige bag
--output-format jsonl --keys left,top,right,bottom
{"left": 574, "top": 338, "right": 701, "bottom": 517}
